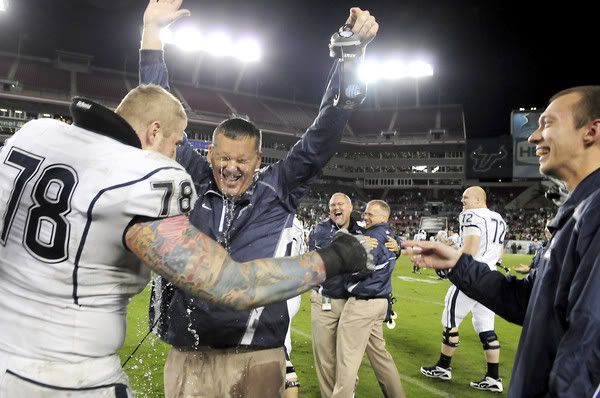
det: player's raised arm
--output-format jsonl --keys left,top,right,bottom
{"left": 125, "top": 216, "right": 374, "bottom": 310}
{"left": 141, "top": 0, "right": 190, "bottom": 50}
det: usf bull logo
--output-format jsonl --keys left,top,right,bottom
{"left": 470, "top": 145, "right": 508, "bottom": 172}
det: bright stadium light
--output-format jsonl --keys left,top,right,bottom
{"left": 234, "top": 38, "right": 262, "bottom": 63}
{"left": 175, "top": 27, "right": 204, "bottom": 52}
{"left": 204, "top": 31, "right": 233, "bottom": 57}
{"left": 161, "top": 26, "right": 262, "bottom": 63}
{"left": 408, "top": 60, "right": 434, "bottom": 78}
{"left": 359, "top": 57, "right": 434, "bottom": 83}
{"left": 358, "top": 59, "right": 381, "bottom": 83}
{"left": 160, "top": 27, "right": 175, "bottom": 44}
{"left": 382, "top": 60, "right": 407, "bottom": 80}
{"left": 0, "top": 0, "right": 7, "bottom": 12}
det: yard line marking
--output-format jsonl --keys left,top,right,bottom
{"left": 292, "top": 328, "right": 452, "bottom": 397}
{"left": 394, "top": 294, "right": 445, "bottom": 307}
{"left": 399, "top": 374, "right": 454, "bottom": 397}
{"left": 397, "top": 276, "right": 442, "bottom": 284}
{"left": 291, "top": 327, "right": 311, "bottom": 339}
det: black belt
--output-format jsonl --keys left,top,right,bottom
{"left": 353, "top": 296, "right": 386, "bottom": 300}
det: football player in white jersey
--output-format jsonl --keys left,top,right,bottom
{"left": 283, "top": 216, "right": 308, "bottom": 398}
{"left": 447, "top": 230, "right": 461, "bottom": 249}
{"left": 0, "top": 85, "right": 374, "bottom": 397}
{"left": 412, "top": 229, "right": 426, "bottom": 273}
{"left": 420, "top": 186, "right": 506, "bottom": 393}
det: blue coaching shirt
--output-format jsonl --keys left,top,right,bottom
{"left": 308, "top": 218, "right": 365, "bottom": 299}
{"left": 346, "top": 222, "right": 397, "bottom": 299}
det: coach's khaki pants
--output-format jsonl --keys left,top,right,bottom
{"left": 164, "top": 346, "right": 285, "bottom": 398}
{"left": 310, "top": 290, "right": 348, "bottom": 398}
{"left": 332, "top": 297, "right": 405, "bottom": 398}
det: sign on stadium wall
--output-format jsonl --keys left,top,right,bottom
{"left": 511, "top": 110, "right": 542, "bottom": 179}
{"left": 465, "top": 136, "right": 512, "bottom": 179}
{"left": 0, "top": 118, "right": 25, "bottom": 129}
{"left": 188, "top": 139, "right": 211, "bottom": 150}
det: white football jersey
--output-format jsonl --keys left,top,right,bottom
{"left": 459, "top": 207, "right": 506, "bottom": 269}
{"left": 0, "top": 118, "right": 196, "bottom": 362}
{"left": 448, "top": 234, "right": 461, "bottom": 249}
{"left": 414, "top": 232, "right": 426, "bottom": 241}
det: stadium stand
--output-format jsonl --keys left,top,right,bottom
{"left": 0, "top": 54, "right": 14, "bottom": 78}
{"left": 174, "top": 84, "right": 230, "bottom": 116}
{"left": 349, "top": 109, "right": 395, "bottom": 136}
{"left": 220, "top": 93, "right": 283, "bottom": 130}
{"left": 14, "top": 58, "right": 70, "bottom": 94}
{"left": 261, "top": 99, "right": 317, "bottom": 133}
{"left": 0, "top": 49, "right": 556, "bottom": 244}
{"left": 76, "top": 71, "right": 128, "bottom": 103}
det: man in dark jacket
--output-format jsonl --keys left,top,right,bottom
{"left": 139, "top": 1, "right": 379, "bottom": 397}
{"left": 309, "top": 192, "right": 364, "bottom": 397}
{"left": 332, "top": 200, "right": 405, "bottom": 398}
{"left": 402, "top": 85, "right": 600, "bottom": 397}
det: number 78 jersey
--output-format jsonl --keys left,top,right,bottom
{"left": 459, "top": 207, "right": 506, "bottom": 269}
{"left": 0, "top": 118, "right": 196, "bottom": 362}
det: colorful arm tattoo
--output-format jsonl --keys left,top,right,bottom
{"left": 125, "top": 215, "right": 327, "bottom": 309}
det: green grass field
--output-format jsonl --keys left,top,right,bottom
{"left": 118, "top": 254, "right": 532, "bottom": 397}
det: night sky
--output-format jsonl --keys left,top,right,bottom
{"left": 0, "top": 0, "right": 595, "bottom": 137}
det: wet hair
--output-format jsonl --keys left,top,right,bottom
{"left": 116, "top": 84, "right": 186, "bottom": 137}
{"left": 550, "top": 85, "right": 600, "bottom": 129}
{"left": 213, "top": 117, "right": 262, "bottom": 151}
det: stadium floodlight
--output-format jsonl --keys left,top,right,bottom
{"left": 174, "top": 27, "right": 204, "bottom": 52}
{"left": 0, "top": 0, "right": 7, "bottom": 12}
{"left": 160, "top": 27, "right": 174, "bottom": 44}
{"left": 357, "top": 59, "right": 380, "bottom": 83}
{"left": 358, "top": 57, "right": 434, "bottom": 83}
{"left": 161, "top": 26, "right": 262, "bottom": 63}
{"left": 382, "top": 60, "right": 407, "bottom": 80}
{"left": 407, "top": 60, "right": 434, "bottom": 78}
{"left": 234, "top": 38, "right": 262, "bottom": 63}
{"left": 204, "top": 31, "right": 233, "bottom": 57}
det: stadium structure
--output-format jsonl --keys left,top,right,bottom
{"left": 0, "top": 49, "right": 556, "bottom": 248}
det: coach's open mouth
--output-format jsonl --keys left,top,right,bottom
{"left": 535, "top": 147, "right": 550, "bottom": 158}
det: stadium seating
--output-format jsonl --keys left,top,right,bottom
{"left": 175, "top": 84, "right": 231, "bottom": 116}
{"left": 14, "top": 59, "right": 70, "bottom": 94}
{"left": 261, "top": 99, "right": 317, "bottom": 132}
{"left": 77, "top": 71, "right": 128, "bottom": 103}
{"left": 221, "top": 93, "right": 282, "bottom": 130}
{"left": 0, "top": 54, "right": 14, "bottom": 79}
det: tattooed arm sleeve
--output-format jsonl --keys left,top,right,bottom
{"left": 125, "top": 215, "right": 327, "bottom": 310}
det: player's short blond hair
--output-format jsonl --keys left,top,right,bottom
{"left": 116, "top": 84, "right": 186, "bottom": 137}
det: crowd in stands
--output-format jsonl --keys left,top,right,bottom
{"left": 296, "top": 185, "right": 553, "bottom": 243}
{"left": 336, "top": 150, "right": 441, "bottom": 160}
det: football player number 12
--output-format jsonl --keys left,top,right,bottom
{"left": 1, "top": 147, "right": 78, "bottom": 263}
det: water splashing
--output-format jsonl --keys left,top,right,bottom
{"left": 217, "top": 159, "right": 237, "bottom": 253}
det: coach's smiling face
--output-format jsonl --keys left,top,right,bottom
{"left": 528, "top": 92, "right": 595, "bottom": 191}
{"left": 208, "top": 134, "right": 262, "bottom": 198}
{"left": 329, "top": 193, "right": 352, "bottom": 230}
